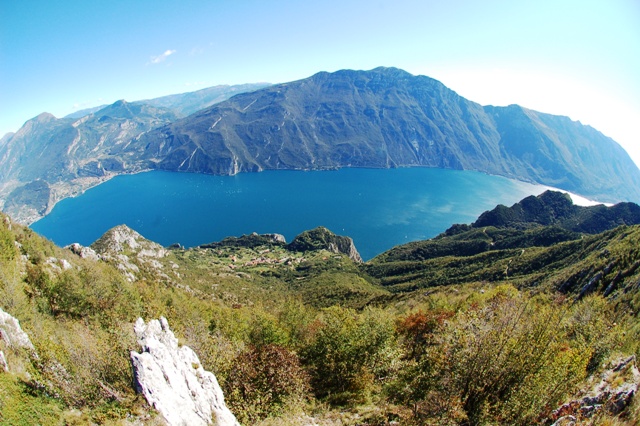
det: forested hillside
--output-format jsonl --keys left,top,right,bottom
{"left": 1, "top": 193, "right": 639, "bottom": 425}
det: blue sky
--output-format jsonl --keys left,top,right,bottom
{"left": 2, "top": 0, "right": 639, "bottom": 166}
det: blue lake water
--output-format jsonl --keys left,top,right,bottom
{"left": 31, "top": 168, "right": 546, "bottom": 260}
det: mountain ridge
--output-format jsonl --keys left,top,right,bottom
{"left": 133, "top": 67, "right": 640, "bottom": 202}
{"left": 2, "top": 67, "right": 639, "bottom": 224}
{"left": 0, "top": 84, "right": 270, "bottom": 222}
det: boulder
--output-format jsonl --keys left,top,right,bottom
{"left": 130, "top": 317, "right": 239, "bottom": 426}
{"left": 66, "top": 242, "right": 99, "bottom": 260}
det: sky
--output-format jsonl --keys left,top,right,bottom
{"left": 1, "top": 0, "right": 639, "bottom": 166}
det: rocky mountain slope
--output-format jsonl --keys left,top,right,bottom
{"left": 134, "top": 67, "right": 640, "bottom": 203}
{"left": 0, "top": 84, "right": 269, "bottom": 223}
{"left": 0, "top": 102, "right": 178, "bottom": 223}
{"left": 2, "top": 67, "right": 639, "bottom": 224}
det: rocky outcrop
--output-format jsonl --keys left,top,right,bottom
{"left": 130, "top": 317, "right": 239, "bottom": 426}
{"left": 288, "top": 226, "right": 363, "bottom": 263}
{"left": 90, "top": 225, "right": 168, "bottom": 281}
{"left": 200, "top": 232, "right": 287, "bottom": 250}
{"left": 0, "top": 308, "right": 35, "bottom": 352}
{"left": 91, "top": 225, "right": 167, "bottom": 258}
{"left": 66, "top": 242, "right": 99, "bottom": 261}
{"left": 0, "top": 307, "right": 37, "bottom": 372}
{"left": 551, "top": 355, "right": 640, "bottom": 424}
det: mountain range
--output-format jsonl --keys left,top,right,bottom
{"left": 1, "top": 67, "right": 639, "bottom": 223}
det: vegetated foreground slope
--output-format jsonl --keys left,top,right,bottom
{"left": 367, "top": 191, "right": 640, "bottom": 297}
{"left": 1, "top": 191, "right": 640, "bottom": 424}
{"left": 136, "top": 67, "right": 640, "bottom": 203}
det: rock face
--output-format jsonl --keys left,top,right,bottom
{"left": 551, "top": 355, "right": 640, "bottom": 424}
{"left": 130, "top": 317, "right": 239, "bottom": 426}
{"left": 66, "top": 242, "right": 99, "bottom": 261}
{"left": 0, "top": 308, "right": 35, "bottom": 352}
{"left": 288, "top": 226, "right": 363, "bottom": 263}
{"left": 135, "top": 67, "right": 640, "bottom": 204}
{"left": 0, "top": 307, "right": 37, "bottom": 372}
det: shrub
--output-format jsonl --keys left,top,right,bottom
{"left": 395, "top": 308, "right": 454, "bottom": 360}
{"left": 224, "top": 344, "right": 309, "bottom": 424}
{"left": 441, "top": 290, "right": 591, "bottom": 424}
{"left": 301, "top": 306, "right": 398, "bottom": 405}
{"left": 249, "top": 311, "right": 290, "bottom": 348}
{"left": 388, "top": 308, "right": 456, "bottom": 421}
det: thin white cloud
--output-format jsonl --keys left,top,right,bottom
{"left": 149, "top": 49, "right": 176, "bottom": 64}
{"left": 189, "top": 46, "right": 205, "bottom": 56}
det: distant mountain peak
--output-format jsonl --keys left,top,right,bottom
{"left": 370, "top": 65, "right": 413, "bottom": 76}
{"left": 33, "top": 112, "right": 57, "bottom": 122}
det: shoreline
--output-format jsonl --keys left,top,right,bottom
{"left": 23, "top": 165, "right": 612, "bottom": 227}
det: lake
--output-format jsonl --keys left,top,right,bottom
{"left": 31, "top": 168, "right": 546, "bottom": 260}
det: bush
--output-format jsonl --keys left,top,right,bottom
{"left": 301, "top": 306, "right": 398, "bottom": 405}
{"left": 441, "top": 289, "right": 591, "bottom": 424}
{"left": 224, "top": 344, "right": 309, "bottom": 424}
{"left": 249, "top": 311, "right": 290, "bottom": 347}
{"left": 387, "top": 308, "right": 456, "bottom": 421}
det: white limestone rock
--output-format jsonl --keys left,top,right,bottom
{"left": 90, "top": 225, "right": 168, "bottom": 282}
{"left": 92, "top": 225, "right": 167, "bottom": 258}
{"left": 130, "top": 317, "right": 239, "bottom": 426}
{"left": 66, "top": 242, "right": 100, "bottom": 261}
{"left": 551, "top": 355, "right": 640, "bottom": 422}
{"left": 0, "top": 308, "right": 35, "bottom": 351}
{"left": 0, "top": 350, "right": 8, "bottom": 372}
{"left": 0, "top": 307, "right": 38, "bottom": 372}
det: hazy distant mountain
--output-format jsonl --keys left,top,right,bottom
{"left": 0, "top": 102, "right": 179, "bottom": 222}
{"left": 134, "top": 67, "right": 640, "bottom": 203}
{"left": 63, "top": 83, "right": 271, "bottom": 120}
{"left": 64, "top": 105, "right": 108, "bottom": 119}
{"left": 0, "top": 102, "right": 178, "bottom": 184}
{"left": 0, "top": 84, "right": 270, "bottom": 222}
{"left": 2, "top": 67, "right": 639, "bottom": 224}
{"left": 134, "top": 83, "right": 271, "bottom": 117}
